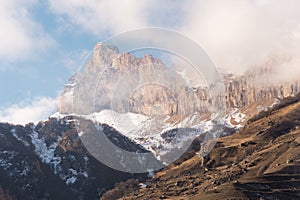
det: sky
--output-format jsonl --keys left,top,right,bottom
{"left": 0, "top": 0, "right": 299, "bottom": 125}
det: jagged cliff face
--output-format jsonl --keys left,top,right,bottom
{"left": 58, "top": 43, "right": 209, "bottom": 119}
{"left": 58, "top": 43, "right": 300, "bottom": 118}
{"left": 225, "top": 66, "right": 300, "bottom": 108}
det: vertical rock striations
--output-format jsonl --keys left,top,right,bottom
{"left": 58, "top": 43, "right": 300, "bottom": 116}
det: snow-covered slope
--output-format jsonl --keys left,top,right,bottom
{"left": 60, "top": 109, "right": 245, "bottom": 162}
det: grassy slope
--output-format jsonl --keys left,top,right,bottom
{"left": 117, "top": 97, "right": 300, "bottom": 200}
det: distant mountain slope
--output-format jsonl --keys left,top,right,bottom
{"left": 104, "top": 94, "right": 300, "bottom": 200}
{"left": 0, "top": 116, "right": 149, "bottom": 200}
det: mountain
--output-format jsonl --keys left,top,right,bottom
{"left": 225, "top": 61, "right": 300, "bottom": 108}
{"left": 58, "top": 44, "right": 300, "bottom": 115}
{"left": 102, "top": 94, "right": 300, "bottom": 200}
{"left": 58, "top": 42, "right": 210, "bottom": 117}
{"left": 57, "top": 43, "right": 300, "bottom": 163}
{"left": 0, "top": 116, "right": 149, "bottom": 200}
{"left": 1, "top": 42, "right": 300, "bottom": 199}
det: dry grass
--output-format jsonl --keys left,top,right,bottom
{"left": 113, "top": 95, "right": 300, "bottom": 200}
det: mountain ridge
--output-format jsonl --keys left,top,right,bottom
{"left": 1, "top": 42, "right": 300, "bottom": 199}
{"left": 103, "top": 94, "right": 300, "bottom": 200}
{"left": 58, "top": 43, "right": 300, "bottom": 118}
{"left": 0, "top": 116, "right": 149, "bottom": 199}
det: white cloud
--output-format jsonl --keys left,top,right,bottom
{"left": 0, "top": 0, "right": 54, "bottom": 64}
{"left": 181, "top": 0, "right": 300, "bottom": 74}
{"left": 48, "top": 0, "right": 147, "bottom": 36}
{"left": 48, "top": 0, "right": 185, "bottom": 36}
{"left": 141, "top": 0, "right": 185, "bottom": 28}
{"left": 0, "top": 97, "right": 56, "bottom": 125}
{"left": 48, "top": 0, "right": 300, "bottom": 77}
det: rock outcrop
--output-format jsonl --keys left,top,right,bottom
{"left": 58, "top": 43, "right": 300, "bottom": 118}
{"left": 225, "top": 67, "right": 300, "bottom": 108}
{"left": 0, "top": 116, "right": 148, "bottom": 200}
{"left": 58, "top": 43, "right": 209, "bottom": 118}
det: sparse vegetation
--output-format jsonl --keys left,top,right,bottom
{"left": 113, "top": 94, "right": 300, "bottom": 200}
{"left": 267, "top": 118, "right": 297, "bottom": 138}
{"left": 101, "top": 179, "right": 139, "bottom": 200}
{"left": 247, "top": 93, "right": 300, "bottom": 124}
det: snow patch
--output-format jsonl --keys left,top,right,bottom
{"left": 78, "top": 110, "right": 219, "bottom": 161}
{"left": 85, "top": 110, "right": 150, "bottom": 135}
{"left": 50, "top": 112, "right": 66, "bottom": 119}
{"left": 270, "top": 98, "right": 280, "bottom": 108}
{"left": 224, "top": 108, "right": 246, "bottom": 129}
{"left": 231, "top": 108, "right": 246, "bottom": 123}
{"left": 66, "top": 176, "right": 77, "bottom": 185}
{"left": 10, "top": 128, "right": 30, "bottom": 147}
{"left": 139, "top": 183, "right": 147, "bottom": 188}
{"left": 29, "top": 130, "right": 61, "bottom": 174}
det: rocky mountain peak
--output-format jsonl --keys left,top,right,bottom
{"left": 58, "top": 43, "right": 300, "bottom": 126}
{"left": 87, "top": 42, "right": 119, "bottom": 72}
{"left": 59, "top": 43, "right": 205, "bottom": 118}
{"left": 87, "top": 43, "right": 162, "bottom": 73}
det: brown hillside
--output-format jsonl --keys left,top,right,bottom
{"left": 104, "top": 96, "right": 300, "bottom": 200}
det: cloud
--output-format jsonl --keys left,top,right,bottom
{"left": 0, "top": 0, "right": 54, "bottom": 65}
{"left": 140, "top": 0, "right": 186, "bottom": 28}
{"left": 48, "top": 0, "right": 300, "bottom": 78}
{"left": 48, "top": 0, "right": 185, "bottom": 36}
{"left": 181, "top": 0, "right": 300, "bottom": 75}
{"left": 0, "top": 97, "right": 56, "bottom": 125}
{"left": 48, "top": 0, "right": 147, "bottom": 36}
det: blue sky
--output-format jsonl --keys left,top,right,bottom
{"left": 0, "top": 0, "right": 187, "bottom": 124}
{"left": 0, "top": 0, "right": 299, "bottom": 124}
{"left": 0, "top": 0, "right": 190, "bottom": 108}
{"left": 0, "top": 1, "right": 98, "bottom": 106}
